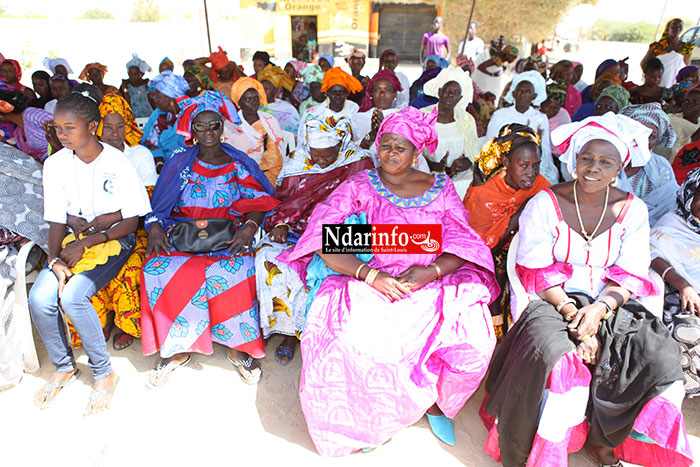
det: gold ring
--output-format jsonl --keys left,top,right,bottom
{"left": 581, "top": 335, "right": 590, "bottom": 342}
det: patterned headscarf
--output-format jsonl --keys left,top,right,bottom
{"left": 175, "top": 90, "right": 241, "bottom": 145}
{"left": 257, "top": 64, "right": 296, "bottom": 92}
{"left": 345, "top": 49, "right": 366, "bottom": 65}
{"left": 590, "top": 59, "right": 622, "bottom": 100}
{"left": 148, "top": 70, "right": 189, "bottom": 99}
{"left": 677, "top": 167, "right": 700, "bottom": 234}
{"left": 230, "top": 77, "right": 268, "bottom": 107}
{"left": 43, "top": 57, "right": 73, "bottom": 75}
{"left": 300, "top": 64, "right": 324, "bottom": 86}
{"left": 619, "top": 103, "right": 677, "bottom": 148}
{"left": 664, "top": 79, "right": 696, "bottom": 103}
{"left": 491, "top": 45, "right": 519, "bottom": 67}
{"left": 321, "top": 68, "right": 363, "bottom": 94}
{"left": 279, "top": 115, "right": 368, "bottom": 182}
{"left": 375, "top": 106, "right": 438, "bottom": 154}
{"left": 546, "top": 81, "right": 568, "bottom": 106}
{"left": 160, "top": 57, "right": 174, "bottom": 71}
{"left": 185, "top": 65, "right": 213, "bottom": 91}
{"left": 126, "top": 53, "right": 152, "bottom": 74}
{"left": 475, "top": 123, "right": 541, "bottom": 179}
{"left": 97, "top": 94, "right": 144, "bottom": 147}
{"left": 359, "top": 69, "right": 403, "bottom": 112}
{"left": 597, "top": 84, "right": 630, "bottom": 111}
{"left": 504, "top": 70, "right": 547, "bottom": 106}
{"left": 79, "top": 62, "right": 108, "bottom": 82}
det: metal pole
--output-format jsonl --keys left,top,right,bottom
{"left": 203, "top": 0, "right": 212, "bottom": 54}
{"left": 460, "top": 0, "right": 478, "bottom": 55}
{"left": 653, "top": 0, "right": 669, "bottom": 40}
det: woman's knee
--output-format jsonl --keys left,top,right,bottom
{"left": 59, "top": 278, "right": 93, "bottom": 311}
{"left": 28, "top": 270, "right": 59, "bottom": 314}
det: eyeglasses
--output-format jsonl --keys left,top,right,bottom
{"left": 192, "top": 120, "right": 223, "bottom": 132}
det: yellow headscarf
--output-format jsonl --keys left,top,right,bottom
{"left": 320, "top": 67, "right": 363, "bottom": 94}
{"left": 230, "top": 77, "right": 268, "bottom": 108}
{"left": 96, "top": 94, "right": 144, "bottom": 147}
{"left": 257, "top": 64, "right": 296, "bottom": 92}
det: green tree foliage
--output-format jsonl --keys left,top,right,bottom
{"left": 590, "top": 20, "right": 656, "bottom": 43}
{"left": 79, "top": 8, "right": 115, "bottom": 20}
{"left": 130, "top": 0, "right": 163, "bottom": 22}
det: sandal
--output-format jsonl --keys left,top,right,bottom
{"left": 112, "top": 331, "right": 134, "bottom": 351}
{"left": 426, "top": 413, "right": 455, "bottom": 446}
{"left": 227, "top": 354, "right": 262, "bottom": 385}
{"left": 145, "top": 355, "right": 191, "bottom": 389}
{"left": 84, "top": 376, "right": 119, "bottom": 416}
{"left": 274, "top": 344, "right": 295, "bottom": 366}
{"left": 34, "top": 368, "right": 80, "bottom": 410}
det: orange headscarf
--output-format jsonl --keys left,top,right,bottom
{"left": 96, "top": 94, "right": 144, "bottom": 147}
{"left": 79, "top": 62, "right": 109, "bottom": 82}
{"left": 257, "top": 64, "right": 296, "bottom": 92}
{"left": 230, "top": 77, "right": 268, "bottom": 108}
{"left": 320, "top": 67, "right": 363, "bottom": 94}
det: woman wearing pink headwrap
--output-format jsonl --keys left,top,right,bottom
{"left": 277, "top": 106, "right": 498, "bottom": 455}
{"left": 0, "top": 59, "right": 37, "bottom": 99}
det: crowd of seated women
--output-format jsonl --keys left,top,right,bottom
{"left": 0, "top": 24, "right": 699, "bottom": 465}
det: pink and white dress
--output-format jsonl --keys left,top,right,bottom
{"left": 481, "top": 188, "right": 693, "bottom": 467}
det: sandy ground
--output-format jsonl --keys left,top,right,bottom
{"left": 2, "top": 331, "right": 700, "bottom": 467}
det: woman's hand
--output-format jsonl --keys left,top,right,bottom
{"left": 371, "top": 271, "right": 411, "bottom": 302}
{"left": 568, "top": 302, "right": 606, "bottom": 340}
{"left": 680, "top": 286, "right": 700, "bottom": 316}
{"left": 396, "top": 266, "right": 437, "bottom": 293}
{"left": 145, "top": 223, "right": 172, "bottom": 257}
{"left": 226, "top": 223, "right": 257, "bottom": 256}
{"left": 66, "top": 214, "right": 89, "bottom": 235}
{"left": 51, "top": 260, "right": 73, "bottom": 298}
{"left": 576, "top": 334, "right": 600, "bottom": 366}
{"left": 371, "top": 108, "right": 385, "bottom": 133}
{"left": 448, "top": 155, "right": 472, "bottom": 175}
{"left": 269, "top": 224, "right": 290, "bottom": 243}
{"left": 83, "top": 213, "right": 120, "bottom": 235}
{"left": 43, "top": 120, "right": 63, "bottom": 152}
{"left": 59, "top": 241, "right": 85, "bottom": 268}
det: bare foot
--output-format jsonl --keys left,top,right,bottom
{"left": 34, "top": 368, "right": 79, "bottom": 410}
{"left": 83, "top": 372, "right": 119, "bottom": 416}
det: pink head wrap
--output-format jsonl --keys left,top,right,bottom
{"left": 359, "top": 69, "right": 403, "bottom": 112}
{"left": 375, "top": 106, "right": 438, "bottom": 154}
{"left": 287, "top": 60, "right": 307, "bottom": 76}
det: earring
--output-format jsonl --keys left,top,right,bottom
{"left": 412, "top": 157, "right": 418, "bottom": 168}
{"left": 610, "top": 177, "right": 618, "bottom": 187}
{"left": 220, "top": 136, "right": 225, "bottom": 143}
{"left": 193, "top": 137, "right": 198, "bottom": 145}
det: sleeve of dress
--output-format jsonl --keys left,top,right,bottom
{"left": 277, "top": 173, "right": 365, "bottom": 281}
{"left": 42, "top": 156, "right": 68, "bottom": 224}
{"left": 231, "top": 162, "right": 281, "bottom": 214}
{"left": 603, "top": 197, "right": 661, "bottom": 297}
{"left": 515, "top": 190, "right": 573, "bottom": 293}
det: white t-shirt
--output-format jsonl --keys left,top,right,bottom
{"left": 45, "top": 99, "right": 58, "bottom": 114}
{"left": 43, "top": 143, "right": 152, "bottom": 224}
{"left": 123, "top": 143, "right": 158, "bottom": 186}
{"left": 458, "top": 37, "right": 485, "bottom": 61}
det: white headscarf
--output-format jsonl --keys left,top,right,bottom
{"left": 503, "top": 70, "right": 547, "bottom": 106}
{"left": 125, "top": 53, "right": 152, "bottom": 74}
{"left": 423, "top": 66, "right": 474, "bottom": 108}
{"left": 42, "top": 57, "right": 73, "bottom": 75}
{"left": 551, "top": 112, "right": 651, "bottom": 175}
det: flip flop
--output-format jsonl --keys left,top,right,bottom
{"left": 274, "top": 344, "right": 294, "bottom": 366}
{"left": 35, "top": 368, "right": 81, "bottom": 410}
{"left": 226, "top": 354, "right": 262, "bottom": 385}
{"left": 84, "top": 376, "right": 119, "bottom": 416}
{"left": 145, "top": 355, "right": 192, "bottom": 389}
{"left": 112, "top": 331, "right": 134, "bottom": 351}
{"left": 426, "top": 413, "right": 455, "bottom": 446}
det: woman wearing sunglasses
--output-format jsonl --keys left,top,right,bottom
{"left": 140, "top": 91, "right": 280, "bottom": 388}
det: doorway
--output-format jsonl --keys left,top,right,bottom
{"left": 291, "top": 15, "right": 318, "bottom": 62}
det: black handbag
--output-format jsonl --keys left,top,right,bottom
{"left": 170, "top": 219, "right": 235, "bottom": 254}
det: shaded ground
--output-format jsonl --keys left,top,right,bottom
{"left": 2, "top": 332, "right": 699, "bottom": 466}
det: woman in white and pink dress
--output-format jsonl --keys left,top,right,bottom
{"left": 481, "top": 113, "right": 692, "bottom": 467}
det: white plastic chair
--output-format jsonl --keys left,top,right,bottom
{"left": 506, "top": 232, "right": 665, "bottom": 321}
{"left": 13, "top": 241, "right": 41, "bottom": 373}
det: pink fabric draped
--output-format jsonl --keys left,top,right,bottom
{"left": 516, "top": 262, "right": 574, "bottom": 294}
{"left": 278, "top": 170, "right": 498, "bottom": 456}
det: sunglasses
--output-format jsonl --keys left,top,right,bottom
{"left": 192, "top": 120, "right": 223, "bottom": 132}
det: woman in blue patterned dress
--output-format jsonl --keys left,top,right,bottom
{"left": 140, "top": 92, "right": 280, "bottom": 388}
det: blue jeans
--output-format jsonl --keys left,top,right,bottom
{"left": 28, "top": 233, "right": 136, "bottom": 380}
